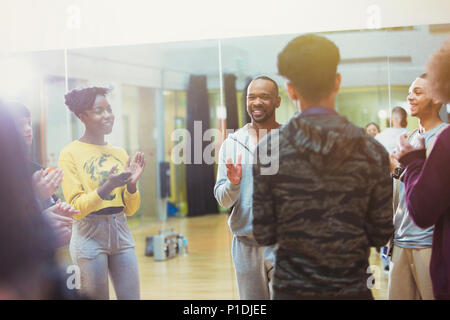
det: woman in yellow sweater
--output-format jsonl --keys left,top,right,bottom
{"left": 59, "top": 87, "right": 145, "bottom": 300}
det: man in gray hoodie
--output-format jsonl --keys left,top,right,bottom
{"left": 253, "top": 34, "right": 394, "bottom": 299}
{"left": 214, "top": 76, "right": 281, "bottom": 300}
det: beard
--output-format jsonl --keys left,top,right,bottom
{"left": 250, "top": 108, "right": 275, "bottom": 123}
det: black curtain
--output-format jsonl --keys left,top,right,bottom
{"left": 224, "top": 74, "right": 239, "bottom": 131}
{"left": 242, "top": 77, "right": 252, "bottom": 124}
{"left": 185, "top": 75, "right": 218, "bottom": 217}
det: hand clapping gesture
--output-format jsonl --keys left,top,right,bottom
{"left": 48, "top": 199, "right": 80, "bottom": 218}
{"left": 97, "top": 153, "right": 146, "bottom": 199}
{"left": 225, "top": 154, "right": 242, "bottom": 185}
{"left": 392, "top": 133, "right": 425, "bottom": 161}
{"left": 125, "top": 152, "right": 146, "bottom": 185}
{"left": 32, "top": 168, "right": 64, "bottom": 202}
{"left": 43, "top": 200, "right": 79, "bottom": 247}
{"left": 106, "top": 164, "right": 133, "bottom": 188}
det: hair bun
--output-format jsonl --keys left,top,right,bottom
{"left": 64, "top": 87, "right": 110, "bottom": 114}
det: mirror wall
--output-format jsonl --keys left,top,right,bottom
{"left": 1, "top": 24, "right": 448, "bottom": 228}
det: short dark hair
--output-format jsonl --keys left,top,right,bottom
{"left": 278, "top": 34, "right": 340, "bottom": 103}
{"left": 391, "top": 106, "right": 408, "bottom": 128}
{"left": 251, "top": 76, "right": 279, "bottom": 96}
{"left": 64, "top": 86, "right": 111, "bottom": 115}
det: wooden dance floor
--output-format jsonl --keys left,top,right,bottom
{"left": 57, "top": 213, "right": 388, "bottom": 300}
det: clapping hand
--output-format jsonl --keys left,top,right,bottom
{"left": 225, "top": 154, "right": 242, "bottom": 185}
{"left": 43, "top": 200, "right": 78, "bottom": 247}
{"left": 125, "top": 152, "right": 146, "bottom": 185}
{"left": 97, "top": 164, "right": 133, "bottom": 199}
{"left": 392, "top": 133, "right": 425, "bottom": 161}
{"left": 106, "top": 164, "right": 133, "bottom": 188}
{"left": 48, "top": 199, "right": 80, "bottom": 218}
{"left": 32, "top": 168, "right": 64, "bottom": 202}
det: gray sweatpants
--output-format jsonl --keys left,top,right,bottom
{"left": 231, "top": 236, "right": 274, "bottom": 300}
{"left": 70, "top": 212, "right": 140, "bottom": 300}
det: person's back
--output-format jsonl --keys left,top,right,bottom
{"left": 252, "top": 34, "right": 393, "bottom": 300}
{"left": 254, "top": 111, "right": 392, "bottom": 298}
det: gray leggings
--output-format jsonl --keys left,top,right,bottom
{"left": 70, "top": 212, "right": 140, "bottom": 300}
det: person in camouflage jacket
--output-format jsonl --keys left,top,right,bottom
{"left": 252, "top": 34, "right": 393, "bottom": 300}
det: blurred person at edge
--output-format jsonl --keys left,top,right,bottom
{"left": 0, "top": 100, "right": 78, "bottom": 299}
{"left": 6, "top": 101, "right": 79, "bottom": 247}
{"left": 365, "top": 122, "right": 380, "bottom": 138}
{"left": 392, "top": 39, "right": 450, "bottom": 300}
{"left": 214, "top": 76, "right": 280, "bottom": 300}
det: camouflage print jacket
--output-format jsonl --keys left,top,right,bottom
{"left": 252, "top": 111, "right": 393, "bottom": 298}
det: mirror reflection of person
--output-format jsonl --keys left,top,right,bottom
{"left": 59, "top": 87, "right": 145, "bottom": 300}
{"left": 365, "top": 122, "right": 380, "bottom": 138}
{"left": 214, "top": 76, "right": 280, "bottom": 300}
{"left": 373, "top": 107, "right": 410, "bottom": 272}
{"left": 376, "top": 107, "right": 409, "bottom": 154}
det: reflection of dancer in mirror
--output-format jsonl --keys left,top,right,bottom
{"left": 59, "top": 87, "right": 145, "bottom": 300}
{"left": 365, "top": 122, "right": 380, "bottom": 138}
{"left": 214, "top": 76, "right": 281, "bottom": 300}
{"left": 376, "top": 107, "right": 409, "bottom": 154}
{"left": 375, "top": 106, "right": 409, "bottom": 272}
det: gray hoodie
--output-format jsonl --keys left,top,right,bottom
{"left": 214, "top": 124, "right": 261, "bottom": 245}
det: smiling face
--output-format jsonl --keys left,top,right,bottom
{"left": 246, "top": 79, "right": 280, "bottom": 124}
{"left": 407, "top": 77, "right": 434, "bottom": 119}
{"left": 79, "top": 95, "right": 115, "bottom": 135}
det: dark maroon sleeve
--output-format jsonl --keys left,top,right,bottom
{"left": 399, "top": 128, "right": 450, "bottom": 228}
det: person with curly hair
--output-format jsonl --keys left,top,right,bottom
{"left": 425, "top": 39, "right": 450, "bottom": 103}
{"left": 58, "top": 86, "right": 145, "bottom": 300}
